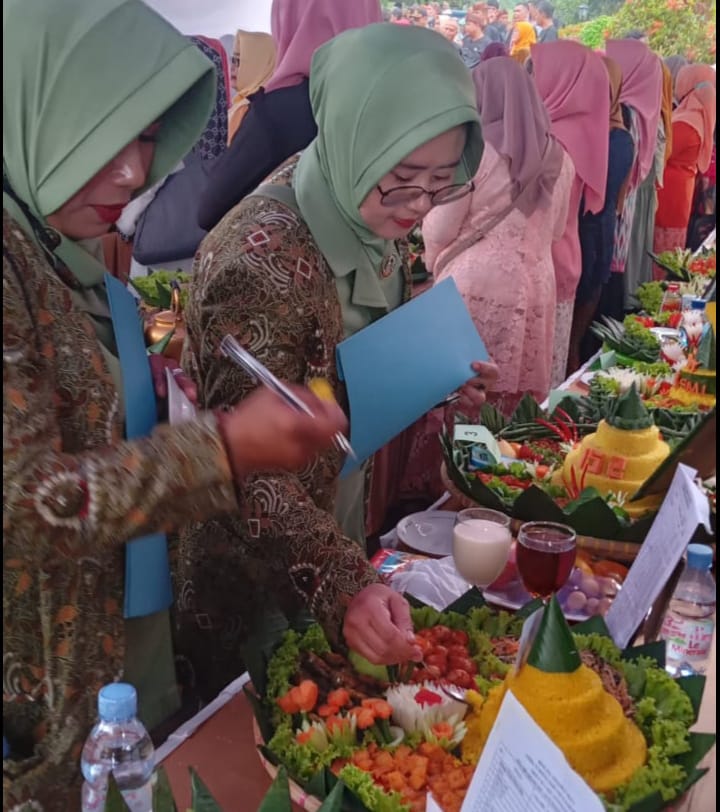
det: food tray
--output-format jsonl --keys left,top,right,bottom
{"left": 440, "top": 463, "right": 643, "bottom": 563}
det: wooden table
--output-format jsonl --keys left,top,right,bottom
{"left": 162, "top": 633, "right": 716, "bottom": 811}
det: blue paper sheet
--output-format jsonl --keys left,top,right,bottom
{"left": 337, "top": 278, "right": 489, "bottom": 477}
{"left": 105, "top": 274, "right": 172, "bottom": 619}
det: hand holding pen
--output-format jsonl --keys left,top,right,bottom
{"left": 219, "top": 335, "right": 356, "bottom": 462}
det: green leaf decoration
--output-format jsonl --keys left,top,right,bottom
{"left": 508, "top": 393, "right": 547, "bottom": 428}
{"left": 131, "top": 271, "right": 191, "bottom": 308}
{"left": 676, "top": 675, "right": 708, "bottom": 722}
{"left": 512, "top": 485, "right": 568, "bottom": 524}
{"left": 515, "top": 596, "right": 544, "bottom": 620}
{"left": 317, "top": 778, "right": 346, "bottom": 812}
{"left": 147, "top": 327, "right": 175, "bottom": 355}
{"left": 445, "top": 586, "right": 486, "bottom": 615}
{"left": 305, "top": 768, "right": 334, "bottom": 800}
{"left": 606, "top": 384, "right": 654, "bottom": 430}
{"left": 621, "top": 640, "right": 666, "bottom": 668}
{"left": 104, "top": 774, "right": 132, "bottom": 812}
{"left": 257, "top": 766, "right": 292, "bottom": 812}
{"left": 572, "top": 614, "right": 612, "bottom": 637}
{"left": 674, "top": 731, "right": 716, "bottom": 790}
{"left": 478, "top": 402, "right": 508, "bottom": 436}
{"left": 526, "top": 594, "right": 581, "bottom": 673}
{"left": 152, "top": 766, "right": 178, "bottom": 812}
{"left": 190, "top": 767, "right": 222, "bottom": 812}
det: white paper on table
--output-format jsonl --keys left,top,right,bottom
{"left": 605, "top": 463, "right": 712, "bottom": 650}
{"left": 456, "top": 691, "right": 604, "bottom": 812}
{"left": 426, "top": 793, "right": 443, "bottom": 812}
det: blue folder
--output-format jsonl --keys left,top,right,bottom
{"left": 105, "top": 273, "right": 173, "bottom": 618}
{"left": 337, "top": 278, "right": 489, "bottom": 477}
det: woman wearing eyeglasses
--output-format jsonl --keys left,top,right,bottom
{"left": 175, "top": 24, "right": 497, "bottom": 703}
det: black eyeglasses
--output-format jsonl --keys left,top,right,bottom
{"left": 376, "top": 180, "right": 474, "bottom": 207}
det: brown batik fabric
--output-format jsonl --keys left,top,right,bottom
{"left": 3, "top": 211, "right": 236, "bottom": 810}
{"left": 174, "top": 158, "right": 415, "bottom": 699}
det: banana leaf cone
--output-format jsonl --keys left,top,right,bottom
{"left": 525, "top": 594, "right": 581, "bottom": 673}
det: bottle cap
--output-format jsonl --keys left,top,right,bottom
{"left": 690, "top": 298, "right": 707, "bottom": 310}
{"left": 667, "top": 283, "right": 680, "bottom": 291}
{"left": 686, "top": 543, "right": 713, "bottom": 571}
{"left": 98, "top": 682, "right": 138, "bottom": 722}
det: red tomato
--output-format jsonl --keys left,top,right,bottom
{"left": 429, "top": 625, "right": 453, "bottom": 644}
{"left": 445, "top": 669, "right": 473, "bottom": 689}
{"left": 446, "top": 644, "right": 469, "bottom": 659}
{"left": 428, "top": 644, "right": 448, "bottom": 658}
{"left": 448, "top": 629, "right": 469, "bottom": 646}
{"left": 448, "top": 656, "right": 476, "bottom": 676}
{"left": 425, "top": 653, "right": 448, "bottom": 673}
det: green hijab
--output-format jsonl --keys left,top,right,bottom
{"left": 294, "top": 23, "right": 483, "bottom": 309}
{"left": 3, "top": 0, "right": 215, "bottom": 347}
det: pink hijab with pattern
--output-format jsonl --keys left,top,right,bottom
{"left": 530, "top": 40, "right": 610, "bottom": 214}
{"left": 265, "top": 0, "right": 382, "bottom": 92}
{"left": 605, "top": 39, "right": 663, "bottom": 182}
{"left": 472, "top": 56, "right": 564, "bottom": 216}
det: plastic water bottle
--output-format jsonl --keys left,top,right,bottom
{"left": 660, "top": 544, "right": 716, "bottom": 676}
{"left": 81, "top": 683, "right": 155, "bottom": 812}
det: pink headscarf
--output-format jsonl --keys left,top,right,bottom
{"left": 265, "top": 0, "right": 383, "bottom": 92}
{"left": 605, "top": 39, "right": 663, "bottom": 183}
{"left": 531, "top": 40, "right": 610, "bottom": 214}
{"left": 673, "top": 63, "right": 717, "bottom": 173}
{"left": 472, "top": 57, "right": 564, "bottom": 215}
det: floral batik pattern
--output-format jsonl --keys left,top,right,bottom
{"left": 174, "top": 158, "right": 409, "bottom": 700}
{"left": 3, "top": 212, "right": 236, "bottom": 810}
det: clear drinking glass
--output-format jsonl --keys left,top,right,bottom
{"left": 516, "top": 521, "right": 577, "bottom": 601}
{"left": 452, "top": 508, "right": 512, "bottom": 588}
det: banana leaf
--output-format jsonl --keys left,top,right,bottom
{"left": 526, "top": 595, "right": 581, "bottom": 672}
{"left": 152, "top": 767, "right": 178, "bottom": 812}
{"left": 445, "top": 586, "right": 486, "bottom": 614}
{"left": 257, "top": 767, "right": 292, "bottom": 812}
{"left": 443, "top": 393, "right": 712, "bottom": 543}
{"left": 646, "top": 251, "right": 692, "bottom": 283}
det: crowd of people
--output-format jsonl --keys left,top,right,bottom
{"left": 2, "top": 0, "right": 716, "bottom": 808}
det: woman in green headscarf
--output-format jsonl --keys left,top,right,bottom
{"left": 3, "top": 0, "right": 348, "bottom": 807}
{"left": 176, "top": 23, "right": 498, "bottom": 703}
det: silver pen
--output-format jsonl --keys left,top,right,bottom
{"left": 220, "top": 335, "right": 357, "bottom": 460}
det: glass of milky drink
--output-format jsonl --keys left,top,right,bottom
{"left": 452, "top": 508, "right": 513, "bottom": 588}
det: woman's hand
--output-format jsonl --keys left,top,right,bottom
{"left": 455, "top": 360, "right": 499, "bottom": 418}
{"left": 216, "top": 385, "right": 348, "bottom": 480}
{"left": 149, "top": 354, "right": 198, "bottom": 404}
{"left": 343, "top": 584, "right": 422, "bottom": 665}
